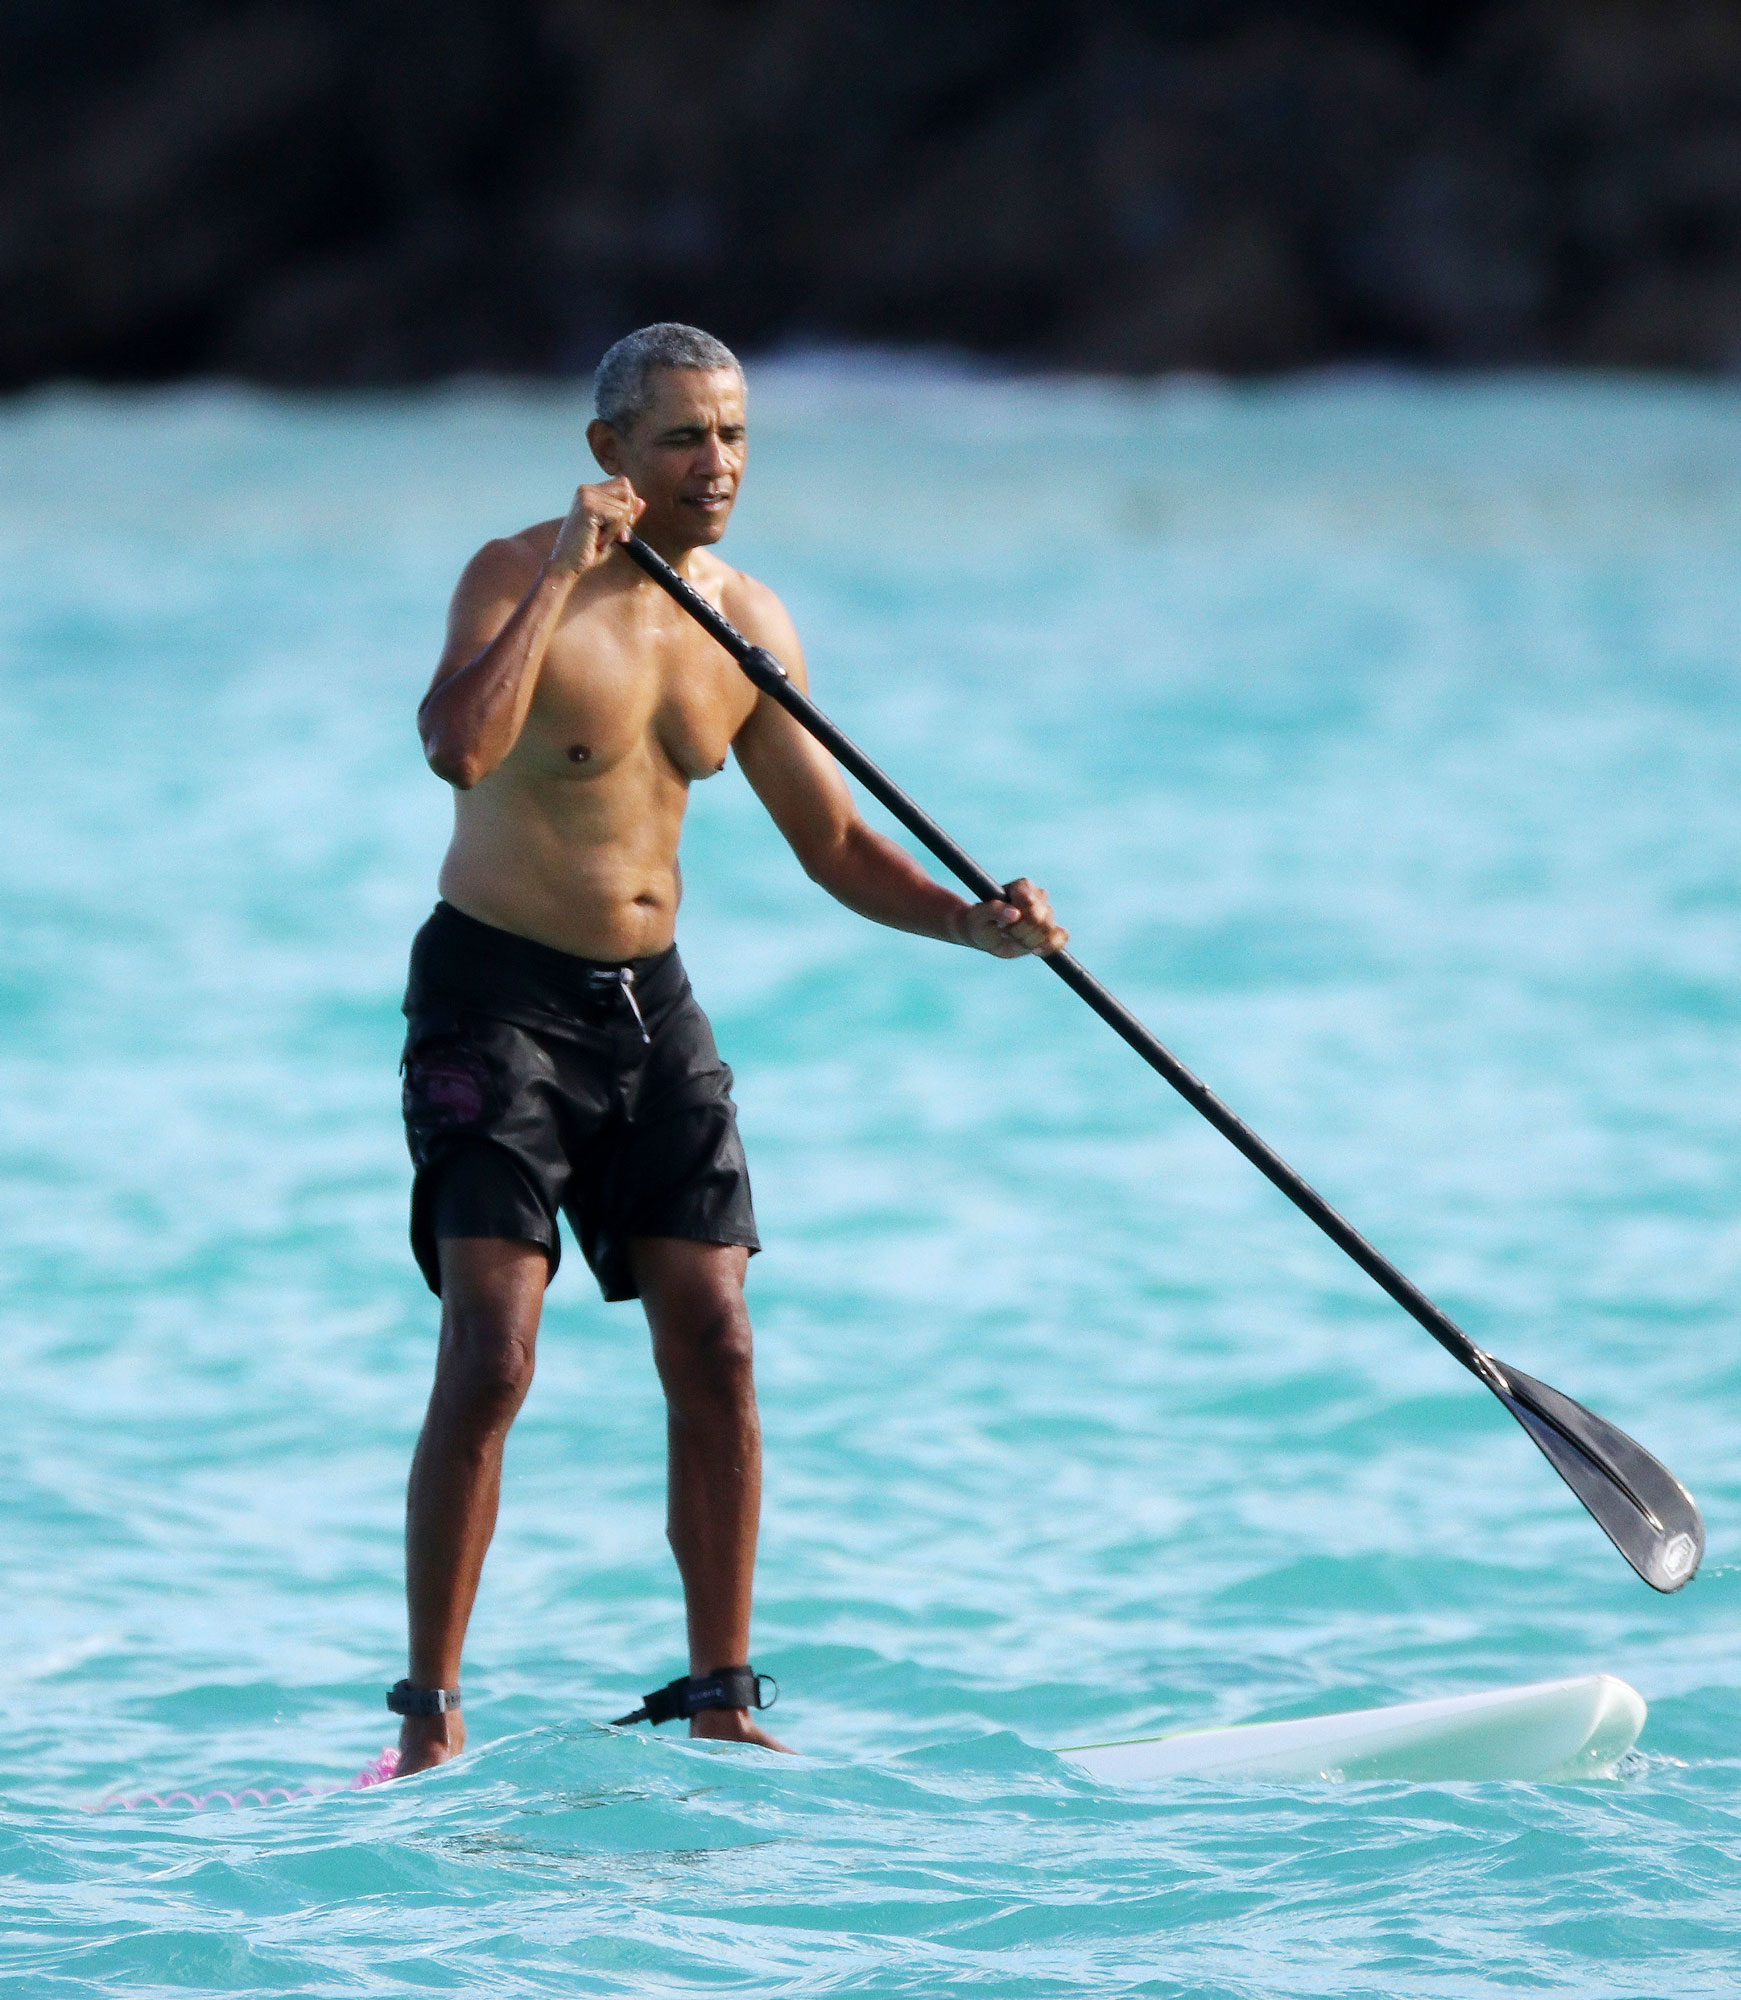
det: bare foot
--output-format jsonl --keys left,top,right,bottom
{"left": 689, "top": 1706, "right": 794, "bottom": 1753}
{"left": 394, "top": 1711, "right": 466, "bottom": 1777}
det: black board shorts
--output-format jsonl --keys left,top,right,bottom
{"left": 400, "top": 902, "right": 758, "bottom": 1302}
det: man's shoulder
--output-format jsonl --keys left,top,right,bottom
{"left": 457, "top": 521, "right": 561, "bottom": 597}
{"left": 709, "top": 557, "right": 791, "bottom": 642}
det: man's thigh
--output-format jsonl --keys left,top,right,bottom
{"left": 435, "top": 1236, "right": 551, "bottom": 1348}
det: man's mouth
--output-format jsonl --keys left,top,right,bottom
{"left": 683, "top": 491, "right": 732, "bottom": 510}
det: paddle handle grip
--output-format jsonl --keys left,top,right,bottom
{"left": 622, "top": 533, "right": 1490, "bottom": 1380}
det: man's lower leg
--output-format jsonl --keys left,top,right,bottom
{"left": 398, "top": 1236, "right": 547, "bottom": 1776}
{"left": 633, "top": 1237, "right": 791, "bottom": 1752}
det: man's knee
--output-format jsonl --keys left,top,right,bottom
{"left": 633, "top": 1238, "right": 755, "bottom": 1410}
{"left": 438, "top": 1316, "right": 537, "bottom": 1426}
{"left": 433, "top": 1239, "right": 546, "bottom": 1427}
{"left": 655, "top": 1298, "right": 755, "bottom": 1412}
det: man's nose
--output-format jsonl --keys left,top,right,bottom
{"left": 694, "top": 431, "right": 729, "bottom": 471}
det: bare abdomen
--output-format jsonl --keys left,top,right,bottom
{"left": 437, "top": 765, "right": 687, "bottom": 961}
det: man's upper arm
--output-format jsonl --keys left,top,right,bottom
{"left": 424, "top": 539, "right": 536, "bottom": 702}
{"left": 728, "top": 580, "right": 861, "bottom": 873}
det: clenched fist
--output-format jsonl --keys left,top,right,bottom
{"left": 959, "top": 877, "right": 1068, "bottom": 958}
{"left": 546, "top": 476, "right": 646, "bottom": 579}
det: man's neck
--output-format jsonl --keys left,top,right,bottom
{"left": 631, "top": 525, "right": 715, "bottom": 575}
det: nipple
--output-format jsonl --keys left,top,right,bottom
{"left": 567, "top": 743, "right": 592, "bottom": 764}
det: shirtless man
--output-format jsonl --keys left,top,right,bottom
{"left": 391, "top": 323, "right": 1067, "bottom": 1776}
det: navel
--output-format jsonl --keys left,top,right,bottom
{"left": 567, "top": 743, "right": 592, "bottom": 765}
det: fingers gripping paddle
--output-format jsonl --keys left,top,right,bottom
{"left": 623, "top": 534, "right": 1704, "bottom": 1592}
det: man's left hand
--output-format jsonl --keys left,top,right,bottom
{"left": 959, "top": 877, "right": 1068, "bottom": 958}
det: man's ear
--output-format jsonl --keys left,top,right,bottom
{"left": 587, "top": 417, "right": 624, "bottom": 474}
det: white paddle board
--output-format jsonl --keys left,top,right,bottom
{"left": 1059, "top": 1674, "right": 1645, "bottom": 1784}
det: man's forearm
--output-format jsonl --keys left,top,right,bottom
{"left": 420, "top": 566, "right": 575, "bottom": 788}
{"left": 805, "top": 821, "right": 972, "bottom": 944}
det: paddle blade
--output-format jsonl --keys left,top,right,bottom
{"left": 1488, "top": 1359, "right": 1703, "bottom": 1591}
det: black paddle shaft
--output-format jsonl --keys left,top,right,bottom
{"left": 624, "top": 536, "right": 1486, "bottom": 1373}
{"left": 622, "top": 532, "right": 1705, "bottom": 1590}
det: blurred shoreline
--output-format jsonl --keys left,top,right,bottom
{"left": 9, "top": 344, "right": 1741, "bottom": 409}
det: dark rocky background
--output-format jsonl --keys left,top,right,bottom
{"left": 5, "top": 0, "right": 1740, "bottom": 387}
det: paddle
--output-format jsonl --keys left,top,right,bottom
{"left": 623, "top": 532, "right": 1705, "bottom": 1593}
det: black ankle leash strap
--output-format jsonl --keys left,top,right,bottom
{"left": 612, "top": 1665, "right": 777, "bottom": 1728}
{"left": 387, "top": 1679, "right": 461, "bottom": 1716}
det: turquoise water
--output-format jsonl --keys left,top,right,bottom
{"left": 3, "top": 369, "right": 1739, "bottom": 1995}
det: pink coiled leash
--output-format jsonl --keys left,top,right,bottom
{"left": 92, "top": 1747, "right": 399, "bottom": 1811}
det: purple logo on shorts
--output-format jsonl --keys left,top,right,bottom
{"left": 408, "top": 1053, "right": 489, "bottom": 1126}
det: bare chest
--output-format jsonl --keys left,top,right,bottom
{"left": 519, "top": 608, "right": 755, "bottom": 783}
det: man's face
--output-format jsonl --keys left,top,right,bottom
{"left": 591, "top": 367, "right": 747, "bottom": 549}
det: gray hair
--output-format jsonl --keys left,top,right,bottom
{"left": 592, "top": 323, "right": 742, "bottom": 432}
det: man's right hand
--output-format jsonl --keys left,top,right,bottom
{"left": 546, "top": 475, "right": 645, "bottom": 580}
{"left": 421, "top": 477, "right": 646, "bottom": 788}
